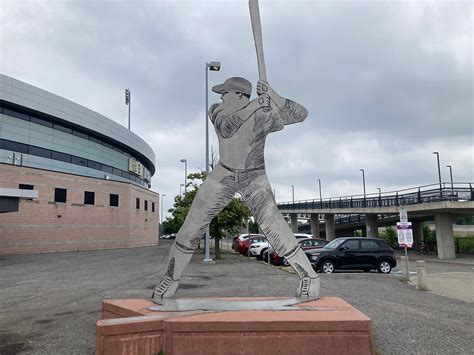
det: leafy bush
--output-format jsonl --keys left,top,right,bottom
{"left": 455, "top": 237, "right": 474, "bottom": 253}
{"left": 380, "top": 226, "right": 398, "bottom": 247}
{"left": 422, "top": 223, "right": 437, "bottom": 243}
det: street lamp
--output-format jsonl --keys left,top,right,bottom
{"left": 360, "top": 169, "right": 366, "bottom": 205}
{"left": 180, "top": 159, "right": 188, "bottom": 194}
{"left": 446, "top": 165, "right": 453, "bottom": 191}
{"left": 432, "top": 152, "right": 442, "bottom": 195}
{"left": 160, "top": 194, "right": 166, "bottom": 236}
{"left": 204, "top": 60, "right": 221, "bottom": 263}
{"left": 291, "top": 184, "right": 295, "bottom": 204}
{"left": 317, "top": 179, "right": 322, "bottom": 206}
{"left": 125, "top": 89, "right": 131, "bottom": 130}
{"left": 180, "top": 184, "right": 185, "bottom": 196}
{"left": 377, "top": 187, "right": 381, "bottom": 194}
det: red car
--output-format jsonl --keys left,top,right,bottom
{"left": 270, "top": 238, "right": 329, "bottom": 266}
{"left": 233, "top": 234, "right": 266, "bottom": 254}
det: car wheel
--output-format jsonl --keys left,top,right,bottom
{"left": 259, "top": 249, "right": 267, "bottom": 261}
{"left": 245, "top": 249, "right": 250, "bottom": 257}
{"left": 321, "top": 260, "right": 335, "bottom": 274}
{"left": 377, "top": 260, "right": 392, "bottom": 274}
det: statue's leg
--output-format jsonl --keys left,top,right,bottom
{"left": 153, "top": 166, "right": 235, "bottom": 301}
{"left": 240, "top": 171, "right": 320, "bottom": 299}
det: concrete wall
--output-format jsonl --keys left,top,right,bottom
{"left": 0, "top": 164, "right": 159, "bottom": 254}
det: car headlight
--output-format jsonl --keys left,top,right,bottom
{"left": 250, "top": 245, "right": 258, "bottom": 249}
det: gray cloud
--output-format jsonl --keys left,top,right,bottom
{"left": 1, "top": 0, "right": 472, "bottom": 215}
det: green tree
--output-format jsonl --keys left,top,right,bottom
{"left": 248, "top": 219, "right": 260, "bottom": 234}
{"left": 422, "top": 223, "right": 436, "bottom": 243}
{"left": 162, "top": 171, "right": 251, "bottom": 259}
{"left": 162, "top": 172, "right": 202, "bottom": 235}
{"left": 380, "top": 226, "right": 398, "bottom": 247}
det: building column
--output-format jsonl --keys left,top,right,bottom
{"left": 325, "top": 214, "right": 335, "bottom": 241}
{"left": 365, "top": 214, "right": 378, "bottom": 238}
{"left": 310, "top": 214, "right": 320, "bottom": 238}
{"left": 434, "top": 213, "right": 456, "bottom": 259}
{"left": 412, "top": 221, "right": 423, "bottom": 246}
{"left": 290, "top": 213, "right": 298, "bottom": 233}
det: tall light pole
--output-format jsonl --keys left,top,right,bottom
{"left": 360, "top": 169, "right": 366, "bottom": 203}
{"left": 180, "top": 184, "right": 185, "bottom": 196}
{"left": 125, "top": 89, "right": 131, "bottom": 130}
{"left": 160, "top": 193, "right": 166, "bottom": 236}
{"left": 317, "top": 179, "right": 322, "bottom": 205}
{"left": 180, "top": 159, "right": 188, "bottom": 193}
{"left": 204, "top": 61, "right": 221, "bottom": 263}
{"left": 446, "top": 165, "right": 453, "bottom": 191}
{"left": 432, "top": 151, "right": 442, "bottom": 195}
{"left": 377, "top": 187, "right": 381, "bottom": 194}
{"left": 291, "top": 184, "right": 295, "bottom": 204}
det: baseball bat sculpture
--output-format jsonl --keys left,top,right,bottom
{"left": 249, "top": 0, "right": 267, "bottom": 81}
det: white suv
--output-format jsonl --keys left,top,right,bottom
{"left": 248, "top": 239, "right": 269, "bottom": 259}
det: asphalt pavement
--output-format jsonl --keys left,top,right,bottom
{"left": 0, "top": 241, "right": 473, "bottom": 354}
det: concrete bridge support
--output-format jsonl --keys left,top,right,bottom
{"left": 290, "top": 213, "right": 298, "bottom": 233}
{"left": 325, "top": 214, "right": 336, "bottom": 241}
{"left": 434, "top": 213, "right": 456, "bottom": 259}
{"left": 310, "top": 214, "right": 320, "bottom": 238}
{"left": 365, "top": 214, "right": 378, "bottom": 238}
{"left": 412, "top": 221, "right": 423, "bottom": 246}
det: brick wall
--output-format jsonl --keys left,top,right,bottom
{"left": 0, "top": 164, "right": 159, "bottom": 254}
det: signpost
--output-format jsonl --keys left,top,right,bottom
{"left": 397, "top": 210, "right": 412, "bottom": 277}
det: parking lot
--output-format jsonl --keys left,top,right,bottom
{"left": 1, "top": 240, "right": 473, "bottom": 354}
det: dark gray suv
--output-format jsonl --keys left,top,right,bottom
{"left": 305, "top": 237, "right": 397, "bottom": 274}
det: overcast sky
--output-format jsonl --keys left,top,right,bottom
{"left": 1, "top": 0, "right": 472, "bottom": 218}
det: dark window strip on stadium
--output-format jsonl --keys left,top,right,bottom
{"left": 0, "top": 138, "right": 149, "bottom": 188}
{"left": 0, "top": 104, "right": 155, "bottom": 177}
{"left": 19, "top": 184, "right": 34, "bottom": 190}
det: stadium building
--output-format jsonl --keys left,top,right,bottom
{"left": 0, "top": 74, "right": 159, "bottom": 254}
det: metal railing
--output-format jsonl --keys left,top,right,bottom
{"left": 278, "top": 182, "right": 474, "bottom": 211}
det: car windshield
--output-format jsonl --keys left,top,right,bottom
{"left": 324, "top": 239, "right": 346, "bottom": 249}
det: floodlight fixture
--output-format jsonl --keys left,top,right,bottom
{"left": 207, "top": 61, "right": 221, "bottom": 71}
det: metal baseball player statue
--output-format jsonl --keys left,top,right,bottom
{"left": 153, "top": 0, "right": 320, "bottom": 301}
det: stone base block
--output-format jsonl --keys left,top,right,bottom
{"left": 96, "top": 297, "right": 374, "bottom": 355}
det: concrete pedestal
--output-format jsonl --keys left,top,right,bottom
{"left": 96, "top": 297, "right": 374, "bottom": 355}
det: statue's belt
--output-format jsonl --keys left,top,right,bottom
{"left": 219, "top": 162, "right": 265, "bottom": 182}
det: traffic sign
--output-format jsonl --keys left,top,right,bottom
{"left": 397, "top": 222, "right": 413, "bottom": 248}
{"left": 399, "top": 210, "right": 408, "bottom": 223}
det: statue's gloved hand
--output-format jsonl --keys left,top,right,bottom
{"left": 257, "top": 80, "right": 283, "bottom": 108}
{"left": 257, "top": 93, "right": 271, "bottom": 110}
{"left": 257, "top": 80, "right": 271, "bottom": 94}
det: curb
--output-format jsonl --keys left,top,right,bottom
{"left": 396, "top": 255, "right": 474, "bottom": 267}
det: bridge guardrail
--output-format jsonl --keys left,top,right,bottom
{"left": 277, "top": 182, "right": 474, "bottom": 211}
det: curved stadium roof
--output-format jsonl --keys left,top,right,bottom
{"left": 0, "top": 74, "right": 156, "bottom": 174}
